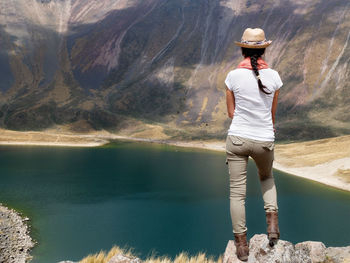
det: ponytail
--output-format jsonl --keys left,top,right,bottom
{"left": 241, "top": 48, "right": 271, "bottom": 95}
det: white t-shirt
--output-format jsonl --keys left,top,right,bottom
{"left": 225, "top": 68, "right": 283, "bottom": 141}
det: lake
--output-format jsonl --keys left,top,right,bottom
{"left": 0, "top": 141, "right": 350, "bottom": 263}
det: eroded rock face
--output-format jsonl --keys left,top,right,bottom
{"left": 223, "top": 234, "right": 350, "bottom": 263}
{"left": 0, "top": 0, "right": 349, "bottom": 140}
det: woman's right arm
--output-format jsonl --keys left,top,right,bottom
{"left": 271, "top": 89, "right": 280, "bottom": 129}
{"left": 226, "top": 87, "right": 235, "bottom": 119}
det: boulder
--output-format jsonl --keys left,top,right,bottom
{"left": 295, "top": 241, "right": 326, "bottom": 262}
{"left": 223, "top": 234, "right": 295, "bottom": 263}
{"left": 223, "top": 234, "right": 349, "bottom": 263}
{"left": 107, "top": 253, "right": 143, "bottom": 263}
{"left": 325, "top": 246, "right": 350, "bottom": 263}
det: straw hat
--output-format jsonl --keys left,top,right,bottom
{"left": 235, "top": 28, "right": 272, "bottom": 48}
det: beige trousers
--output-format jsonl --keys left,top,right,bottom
{"left": 226, "top": 135, "right": 278, "bottom": 234}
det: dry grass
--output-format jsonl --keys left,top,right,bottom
{"left": 145, "top": 252, "right": 222, "bottom": 263}
{"left": 275, "top": 135, "right": 350, "bottom": 167}
{"left": 79, "top": 246, "right": 222, "bottom": 263}
{"left": 0, "top": 128, "right": 106, "bottom": 146}
{"left": 80, "top": 246, "right": 134, "bottom": 263}
{"left": 130, "top": 124, "right": 171, "bottom": 140}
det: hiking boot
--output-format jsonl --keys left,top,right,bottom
{"left": 234, "top": 232, "right": 249, "bottom": 261}
{"left": 266, "top": 211, "right": 280, "bottom": 246}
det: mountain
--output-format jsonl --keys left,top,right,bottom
{"left": 0, "top": 0, "right": 349, "bottom": 141}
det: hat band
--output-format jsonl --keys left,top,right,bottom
{"left": 241, "top": 39, "right": 267, "bottom": 45}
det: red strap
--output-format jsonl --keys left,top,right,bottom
{"left": 237, "top": 57, "right": 269, "bottom": 70}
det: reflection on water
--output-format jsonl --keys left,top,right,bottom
{"left": 0, "top": 141, "right": 349, "bottom": 263}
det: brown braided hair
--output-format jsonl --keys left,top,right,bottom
{"left": 241, "top": 47, "right": 271, "bottom": 94}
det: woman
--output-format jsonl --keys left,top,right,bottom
{"left": 225, "top": 28, "right": 282, "bottom": 261}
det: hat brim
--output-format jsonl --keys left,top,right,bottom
{"left": 234, "top": 40, "right": 272, "bottom": 49}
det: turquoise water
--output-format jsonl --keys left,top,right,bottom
{"left": 0, "top": 141, "right": 350, "bottom": 263}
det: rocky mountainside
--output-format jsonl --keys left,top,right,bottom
{"left": 0, "top": 0, "right": 349, "bottom": 141}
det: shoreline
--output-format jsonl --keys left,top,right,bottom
{"left": 0, "top": 140, "right": 105, "bottom": 147}
{"left": 1, "top": 129, "right": 350, "bottom": 193}
{"left": 273, "top": 158, "right": 350, "bottom": 192}
{"left": 110, "top": 136, "right": 350, "bottom": 193}
{"left": 0, "top": 203, "right": 35, "bottom": 263}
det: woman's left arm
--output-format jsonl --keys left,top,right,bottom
{"left": 226, "top": 87, "right": 235, "bottom": 119}
{"left": 271, "top": 89, "right": 280, "bottom": 128}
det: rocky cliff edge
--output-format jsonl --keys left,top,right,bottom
{"left": 223, "top": 234, "right": 350, "bottom": 263}
{"left": 60, "top": 234, "right": 350, "bottom": 263}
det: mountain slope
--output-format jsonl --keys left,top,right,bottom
{"left": 0, "top": 0, "right": 349, "bottom": 141}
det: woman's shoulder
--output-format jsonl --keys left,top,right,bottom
{"left": 261, "top": 68, "right": 283, "bottom": 89}
{"left": 261, "top": 68, "right": 280, "bottom": 75}
{"left": 226, "top": 68, "right": 250, "bottom": 77}
{"left": 261, "top": 68, "right": 282, "bottom": 79}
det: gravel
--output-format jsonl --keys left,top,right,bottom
{"left": 0, "top": 204, "right": 35, "bottom": 263}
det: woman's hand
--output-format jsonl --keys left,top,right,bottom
{"left": 226, "top": 87, "right": 235, "bottom": 119}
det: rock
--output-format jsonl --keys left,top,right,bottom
{"left": 325, "top": 246, "right": 350, "bottom": 263}
{"left": 223, "top": 234, "right": 350, "bottom": 263}
{"left": 295, "top": 241, "right": 326, "bottom": 262}
{"left": 107, "top": 254, "right": 143, "bottom": 263}
{"left": 223, "top": 240, "right": 237, "bottom": 263}
{"left": 223, "top": 234, "right": 294, "bottom": 263}
{"left": 0, "top": 205, "right": 35, "bottom": 263}
{"left": 249, "top": 234, "right": 295, "bottom": 262}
